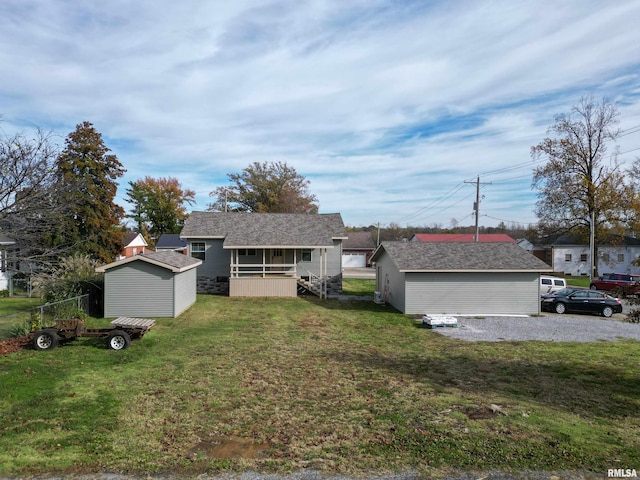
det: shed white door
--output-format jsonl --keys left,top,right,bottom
{"left": 342, "top": 253, "right": 366, "bottom": 267}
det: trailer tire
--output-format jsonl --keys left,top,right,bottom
{"left": 107, "top": 330, "right": 131, "bottom": 350}
{"left": 33, "top": 329, "right": 60, "bottom": 351}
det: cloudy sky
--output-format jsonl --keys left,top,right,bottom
{"left": 1, "top": 1, "right": 639, "bottom": 228}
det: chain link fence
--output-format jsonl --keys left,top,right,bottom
{"left": 0, "top": 295, "right": 90, "bottom": 340}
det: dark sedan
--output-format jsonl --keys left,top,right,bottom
{"left": 541, "top": 288, "right": 623, "bottom": 317}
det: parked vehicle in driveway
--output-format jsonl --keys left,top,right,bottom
{"left": 589, "top": 273, "right": 640, "bottom": 296}
{"left": 541, "top": 287, "right": 623, "bottom": 317}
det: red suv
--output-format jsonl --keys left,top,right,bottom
{"left": 590, "top": 273, "right": 640, "bottom": 295}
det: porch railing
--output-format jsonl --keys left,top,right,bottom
{"left": 230, "top": 263, "right": 297, "bottom": 278}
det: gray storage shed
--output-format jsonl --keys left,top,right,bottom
{"left": 96, "top": 251, "right": 202, "bottom": 318}
{"left": 371, "top": 241, "right": 551, "bottom": 315}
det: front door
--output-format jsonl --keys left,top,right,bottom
{"left": 271, "top": 248, "right": 284, "bottom": 272}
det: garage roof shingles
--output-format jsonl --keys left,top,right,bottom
{"left": 181, "top": 212, "right": 347, "bottom": 248}
{"left": 96, "top": 250, "right": 201, "bottom": 273}
{"left": 375, "top": 241, "right": 551, "bottom": 272}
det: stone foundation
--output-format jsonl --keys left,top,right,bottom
{"left": 197, "top": 276, "right": 229, "bottom": 295}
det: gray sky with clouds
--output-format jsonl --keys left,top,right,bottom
{"left": 1, "top": 0, "right": 639, "bottom": 228}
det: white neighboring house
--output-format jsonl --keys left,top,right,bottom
{"left": 550, "top": 236, "right": 640, "bottom": 276}
{"left": 0, "top": 235, "right": 16, "bottom": 291}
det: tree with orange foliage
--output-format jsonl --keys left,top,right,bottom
{"left": 126, "top": 176, "right": 195, "bottom": 239}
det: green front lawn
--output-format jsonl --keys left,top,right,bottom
{"left": 1, "top": 294, "right": 638, "bottom": 477}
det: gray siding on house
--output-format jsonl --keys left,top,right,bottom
{"left": 193, "top": 240, "right": 230, "bottom": 278}
{"left": 173, "top": 268, "right": 197, "bottom": 317}
{"left": 104, "top": 262, "right": 175, "bottom": 318}
{"left": 404, "top": 272, "right": 540, "bottom": 315}
{"left": 376, "top": 252, "right": 406, "bottom": 313}
{"left": 297, "top": 240, "right": 342, "bottom": 277}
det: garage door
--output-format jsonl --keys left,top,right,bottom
{"left": 342, "top": 253, "right": 366, "bottom": 267}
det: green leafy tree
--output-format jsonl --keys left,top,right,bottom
{"left": 126, "top": 176, "right": 195, "bottom": 238}
{"left": 53, "top": 122, "right": 126, "bottom": 263}
{"left": 531, "top": 96, "right": 631, "bottom": 276}
{"left": 208, "top": 161, "right": 318, "bottom": 213}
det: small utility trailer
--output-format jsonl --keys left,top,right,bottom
{"left": 32, "top": 317, "right": 156, "bottom": 351}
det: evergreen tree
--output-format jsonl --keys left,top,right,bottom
{"left": 54, "top": 122, "right": 126, "bottom": 263}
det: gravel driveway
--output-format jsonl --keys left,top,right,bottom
{"left": 430, "top": 313, "right": 640, "bottom": 342}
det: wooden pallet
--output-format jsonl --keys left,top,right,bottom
{"left": 110, "top": 317, "right": 156, "bottom": 329}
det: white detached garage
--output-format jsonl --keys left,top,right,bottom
{"left": 371, "top": 241, "right": 551, "bottom": 315}
{"left": 96, "top": 251, "right": 202, "bottom": 318}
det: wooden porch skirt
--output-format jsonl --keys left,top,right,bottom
{"left": 229, "top": 277, "right": 297, "bottom": 297}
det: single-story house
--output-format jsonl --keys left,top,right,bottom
{"left": 180, "top": 211, "right": 348, "bottom": 298}
{"left": 371, "top": 241, "right": 551, "bottom": 315}
{"left": 118, "top": 232, "right": 148, "bottom": 260}
{"left": 342, "top": 231, "right": 376, "bottom": 267}
{"left": 96, "top": 251, "right": 202, "bottom": 318}
{"left": 155, "top": 234, "right": 188, "bottom": 254}
{"left": 411, "top": 233, "right": 516, "bottom": 243}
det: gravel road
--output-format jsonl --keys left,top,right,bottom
{"left": 429, "top": 313, "right": 640, "bottom": 342}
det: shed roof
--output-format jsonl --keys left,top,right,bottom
{"left": 156, "top": 234, "right": 187, "bottom": 249}
{"left": 371, "top": 241, "right": 551, "bottom": 272}
{"left": 181, "top": 212, "right": 347, "bottom": 248}
{"left": 96, "top": 250, "right": 201, "bottom": 273}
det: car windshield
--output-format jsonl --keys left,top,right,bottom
{"left": 552, "top": 288, "right": 577, "bottom": 296}
{"left": 630, "top": 275, "right": 640, "bottom": 282}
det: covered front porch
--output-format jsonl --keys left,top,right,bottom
{"left": 228, "top": 247, "right": 330, "bottom": 298}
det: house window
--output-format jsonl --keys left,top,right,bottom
{"left": 602, "top": 253, "right": 610, "bottom": 262}
{"left": 301, "top": 249, "right": 312, "bottom": 262}
{"left": 565, "top": 254, "right": 572, "bottom": 262}
{"left": 238, "top": 249, "right": 256, "bottom": 256}
{"left": 580, "top": 254, "right": 588, "bottom": 262}
{"left": 618, "top": 253, "right": 624, "bottom": 262}
{"left": 191, "top": 242, "right": 205, "bottom": 260}
{"left": 272, "top": 249, "right": 283, "bottom": 257}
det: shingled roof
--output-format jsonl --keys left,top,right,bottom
{"left": 180, "top": 212, "right": 347, "bottom": 248}
{"left": 96, "top": 250, "right": 202, "bottom": 273}
{"left": 371, "top": 241, "right": 551, "bottom": 272}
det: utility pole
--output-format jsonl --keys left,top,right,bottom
{"left": 465, "top": 176, "right": 492, "bottom": 242}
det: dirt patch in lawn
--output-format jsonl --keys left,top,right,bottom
{"left": 187, "top": 436, "right": 270, "bottom": 460}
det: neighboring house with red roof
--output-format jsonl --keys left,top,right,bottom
{"left": 119, "top": 232, "right": 148, "bottom": 260}
{"left": 411, "top": 233, "right": 516, "bottom": 243}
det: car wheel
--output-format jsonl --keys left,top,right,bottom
{"left": 33, "top": 329, "right": 60, "bottom": 351}
{"left": 554, "top": 302, "right": 566, "bottom": 314}
{"left": 107, "top": 330, "right": 131, "bottom": 350}
{"left": 589, "top": 284, "right": 597, "bottom": 290}
{"left": 602, "top": 306, "right": 613, "bottom": 318}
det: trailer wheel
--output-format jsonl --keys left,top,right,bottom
{"left": 107, "top": 330, "right": 131, "bottom": 350}
{"left": 33, "top": 329, "right": 60, "bottom": 351}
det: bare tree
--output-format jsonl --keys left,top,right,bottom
{"left": 531, "top": 96, "right": 631, "bottom": 276}
{"left": 0, "top": 129, "right": 71, "bottom": 271}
